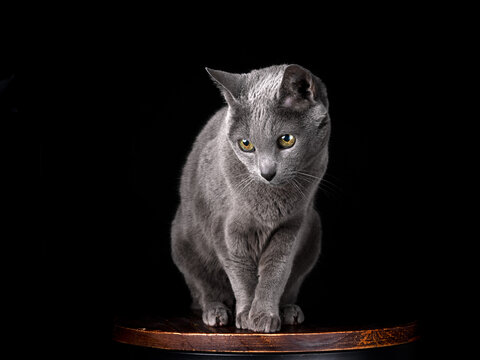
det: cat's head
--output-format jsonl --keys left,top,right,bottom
{"left": 207, "top": 64, "right": 330, "bottom": 186}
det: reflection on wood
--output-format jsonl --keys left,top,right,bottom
{"left": 112, "top": 314, "right": 418, "bottom": 353}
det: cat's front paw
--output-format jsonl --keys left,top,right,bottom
{"left": 202, "top": 302, "right": 231, "bottom": 327}
{"left": 235, "top": 310, "right": 250, "bottom": 329}
{"left": 248, "top": 311, "right": 281, "bottom": 333}
{"left": 280, "top": 304, "right": 305, "bottom": 325}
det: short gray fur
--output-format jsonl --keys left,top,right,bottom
{"left": 171, "top": 64, "right": 330, "bottom": 333}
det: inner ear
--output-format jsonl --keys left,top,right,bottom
{"left": 296, "top": 78, "right": 312, "bottom": 99}
{"left": 279, "top": 65, "right": 317, "bottom": 110}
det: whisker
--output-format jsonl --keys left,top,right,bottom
{"left": 233, "top": 180, "right": 245, "bottom": 192}
{"left": 233, "top": 176, "right": 254, "bottom": 194}
{"left": 295, "top": 174, "right": 318, "bottom": 185}
{"left": 323, "top": 172, "right": 343, "bottom": 183}
{"left": 296, "top": 170, "right": 322, "bottom": 180}
{"left": 292, "top": 178, "right": 308, "bottom": 200}
{"left": 296, "top": 170, "right": 343, "bottom": 193}
{"left": 236, "top": 179, "right": 248, "bottom": 192}
{"left": 318, "top": 180, "right": 339, "bottom": 194}
{"left": 238, "top": 177, "right": 254, "bottom": 194}
{"left": 290, "top": 180, "right": 302, "bottom": 200}
{"left": 291, "top": 171, "right": 341, "bottom": 200}
{"left": 319, "top": 178, "right": 342, "bottom": 192}
{"left": 295, "top": 174, "right": 324, "bottom": 191}
{"left": 318, "top": 183, "right": 336, "bottom": 199}
{"left": 236, "top": 176, "right": 252, "bottom": 188}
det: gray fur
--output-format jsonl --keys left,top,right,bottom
{"left": 171, "top": 64, "right": 330, "bottom": 332}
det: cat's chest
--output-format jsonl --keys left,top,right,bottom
{"left": 236, "top": 184, "right": 304, "bottom": 225}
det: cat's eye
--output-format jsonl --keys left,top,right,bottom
{"left": 238, "top": 139, "right": 255, "bottom": 152}
{"left": 278, "top": 134, "right": 296, "bottom": 149}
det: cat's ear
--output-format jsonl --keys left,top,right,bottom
{"left": 206, "top": 68, "right": 243, "bottom": 106}
{"left": 279, "top": 64, "right": 329, "bottom": 111}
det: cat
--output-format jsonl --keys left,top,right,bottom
{"left": 171, "top": 64, "right": 330, "bottom": 333}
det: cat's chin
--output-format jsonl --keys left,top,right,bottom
{"left": 258, "top": 177, "right": 286, "bottom": 187}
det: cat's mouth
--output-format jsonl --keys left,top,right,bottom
{"left": 257, "top": 174, "right": 286, "bottom": 187}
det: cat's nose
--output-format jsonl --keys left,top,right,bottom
{"left": 259, "top": 158, "right": 277, "bottom": 182}
{"left": 260, "top": 169, "right": 277, "bottom": 182}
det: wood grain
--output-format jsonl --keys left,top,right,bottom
{"left": 112, "top": 315, "right": 419, "bottom": 353}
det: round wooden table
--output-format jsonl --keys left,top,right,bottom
{"left": 112, "top": 313, "right": 419, "bottom": 359}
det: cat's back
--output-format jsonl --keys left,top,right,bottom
{"left": 195, "top": 106, "right": 227, "bottom": 149}
{"left": 179, "top": 107, "right": 227, "bottom": 198}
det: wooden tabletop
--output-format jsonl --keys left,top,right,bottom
{"left": 112, "top": 313, "right": 419, "bottom": 353}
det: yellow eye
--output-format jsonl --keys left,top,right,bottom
{"left": 278, "top": 134, "right": 296, "bottom": 148}
{"left": 238, "top": 139, "right": 255, "bottom": 152}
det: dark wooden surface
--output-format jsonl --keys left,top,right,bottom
{"left": 112, "top": 314, "right": 419, "bottom": 353}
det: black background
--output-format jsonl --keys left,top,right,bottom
{"left": 3, "top": 10, "right": 451, "bottom": 358}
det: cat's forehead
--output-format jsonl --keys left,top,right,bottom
{"left": 236, "top": 66, "right": 288, "bottom": 125}
{"left": 243, "top": 65, "right": 287, "bottom": 103}
{"left": 228, "top": 65, "right": 322, "bottom": 132}
{"left": 233, "top": 101, "right": 297, "bottom": 137}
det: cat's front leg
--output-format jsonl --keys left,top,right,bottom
{"left": 248, "top": 222, "right": 300, "bottom": 333}
{"left": 222, "top": 222, "right": 259, "bottom": 329}
{"left": 223, "top": 255, "right": 257, "bottom": 329}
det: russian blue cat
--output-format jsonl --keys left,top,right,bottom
{"left": 171, "top": 64, "right": 330, "bottom": 333}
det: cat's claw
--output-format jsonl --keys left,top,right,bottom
{"left": 248, "top": 311, "right": 281, "bottom": 333}
{"left": 280, "top": 304, "right": 305, "bottom": 325}
{"left": 202, "top": 302, "right": 231, "bottom": 327}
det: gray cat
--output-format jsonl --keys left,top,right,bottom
{"left": 171, "top": 64, "right": 330, "bottom": 333}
